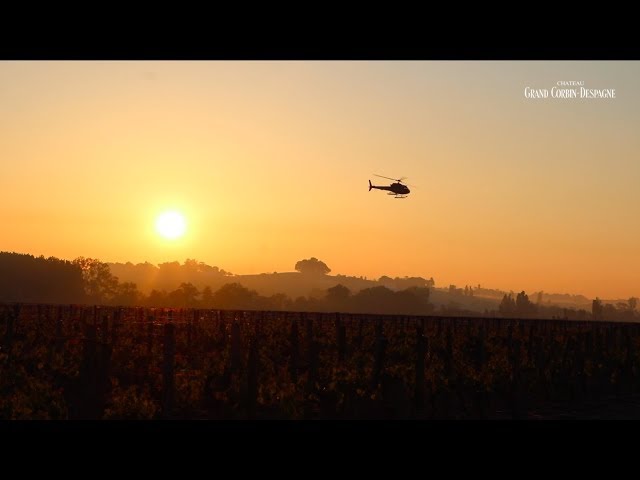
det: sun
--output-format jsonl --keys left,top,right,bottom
{"left": 156, "top": 211, "right": 187, "bottom": 240}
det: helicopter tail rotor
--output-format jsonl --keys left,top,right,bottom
{"left": 368, "top": 180, "right": 372, "bottom": 191}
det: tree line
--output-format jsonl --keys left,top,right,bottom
{"left": 497, "top": 291, "right": 639, "bottom": 322}
{"left": 1, "top": 251, "right": 637, "bottom": 321}
{"left": 0, "top": 252, "right": 434, "bottom": 315}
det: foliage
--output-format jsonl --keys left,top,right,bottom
{"left": 3, "top": 303, "right": 640, "bottom": 420}
{"left": 295, "top": 257, "right": 331, "bottom": 275}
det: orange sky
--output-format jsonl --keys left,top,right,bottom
{"left": 1, "top": 61, "right": 639, "bottom": 299}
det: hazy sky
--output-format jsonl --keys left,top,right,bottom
{"left": 1, "top": 61, "right": 639, "bottom": 298}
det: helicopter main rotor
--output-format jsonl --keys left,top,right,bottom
{"left": 373, "top": 173, "right": 407, "bottom": 183}
{"left": 373, "top": 174, "right": 417, "bottom": 188}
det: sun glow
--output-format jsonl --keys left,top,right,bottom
{"left": 156, "top": 211, "right": 187, "bottom": 240}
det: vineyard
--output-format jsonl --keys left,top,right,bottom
{"left": 1, "top": 303, "right": 640, "bottom": 419}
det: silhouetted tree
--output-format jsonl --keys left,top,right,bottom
{"left": 108, "top": 261, "right": 159, "bottom": 295}
{"left": 326, "top": 284, "right": 351, "bottom": 311}
{"left": 170, "top": 282, "right": 199, "bottom": 307}
{"left": 592, "top": 297, "right": 603, "bottom": 320}
{"left": 377, "top": 275, "right": 434, "bottom": 291}
{"left": 515, "top": 291, "right": 537, "bottom": 317}
{"left": 201, "top": 286, "right": 214, "bottom": 308}
{"left": 112, "top": 282, "right": 141, "bottom": 306}
{"left": 352, "top": 286, "right": 397, "bottom": 314}
{"left": 213, "top": 283, "right": 259, "bottom": 310}
{"left": 603, "top": 303, "right": 617, "bottom": 321}
{"left": 499, "top": 294, "right": 516, "bottom": 316}
{"left": 73, "top": 257, "right": 119, "bottom": 304}
{"left": 109, "top": 259, "right": 233, "bottom": 295}
{"left": 327, "top": 284, "right": 351, "bottom": 300}
{"left": 293, "top": 296, "right": 310, "bottom": 310}
{"left": 147, "top": 289, "right": 168, "bottom": 307}
{"left": 267, "top": 293, "right": 290, "bottom": 310}
{"left": 183, "top": 258, "right": 201, "bottom": 273}
{"left": 295, "top": 257, "right": 331, "bottom": 275}
{"left": 394, "top": 287, "right": 433, "bottom": 315}
{"left": 0, "top": 252, "right": 85, "bottom": 303}
{"left": 156, "top": 261, "right": 183, "bottom": 291}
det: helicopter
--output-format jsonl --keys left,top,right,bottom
{"left": 368, "top": 174, "right": 412, "bottom": 198}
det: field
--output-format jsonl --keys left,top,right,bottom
{"left": 2, "top": 303, "right": 640, "bottom": 419}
